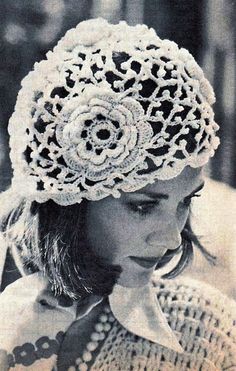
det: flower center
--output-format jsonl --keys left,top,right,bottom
{"left": 96, "top": 129, "right": 111, "bottom": 140}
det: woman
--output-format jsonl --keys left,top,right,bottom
{"left": 0, "top": 18, "right": 235, "bottom": 370}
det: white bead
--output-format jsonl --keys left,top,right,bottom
{"left": 41, "top": 342, "right": 50, "bottom": 349}
{"left": 83, "top": 351, "right": 92, "bottom": 362}
{"left": 104, "top": 306, "right": 111, "bottom": 313}
{"left": 99, "top": 314, "right": 108, "bottom": 323}
{"left": 75, "top": 357, "right": 82, "bottom": 365}
{"left": 104, "top": 323, "right": 111, "bottom": 332}
{"left": 95, "top": 323, "right": 104, "bottom": 332}
{"left": 99, "top": 332, "right": 105, "bottom": 340}
{"left": 79, "top": 363, "right": 88, "bottom": 371}
{"left": 87, "top": 341, "right": 98, "bottom": 352}
{"left": 91, "top": 332, "right": 100, "bottom": 341}
{"left": 108, "top": 315, "right": 115, "bottom": 322}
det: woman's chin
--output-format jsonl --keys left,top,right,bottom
{"left": 116, "top": 269, "right": 153, "bottom": 288}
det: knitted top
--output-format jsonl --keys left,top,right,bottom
{"left": 0, "top": 274, "right": 235, "bottom": 370}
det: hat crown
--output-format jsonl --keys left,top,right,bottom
{"left": 8, "top": 18, "right": 219, "bottom": 205}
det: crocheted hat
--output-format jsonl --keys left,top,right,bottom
{"left": 9, "top": 18, "right": 220, "bottom": 205}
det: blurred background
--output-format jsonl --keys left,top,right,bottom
{"left": 0, "top": 0, "right": 235, "bottom": 191}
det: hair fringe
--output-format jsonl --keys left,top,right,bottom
{"left": 160, "top": 219, "right": 217, "bottom": 280}
{"left": 0, "top": 195, "right": 217, "bottom": 299}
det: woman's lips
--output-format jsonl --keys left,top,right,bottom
{"left": 129, "top": 246, "right": 182, "bottom": 269}
{"left": 129, "top": 256, "right": 160, "bottom": 269}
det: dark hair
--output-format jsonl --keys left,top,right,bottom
{"left": 34, "top": 199, "right": 123, "bottom": 299}
{"left": 1, "top": 197, "right": 216, "bottom": 300}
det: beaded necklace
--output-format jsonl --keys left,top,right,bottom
{"left": 68, "top": 304, "right": 114, "bottom": 371}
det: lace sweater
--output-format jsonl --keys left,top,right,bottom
{"left": 0, "top": 275, "right": 235, "bottom": 371}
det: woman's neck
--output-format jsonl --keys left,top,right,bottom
{"left": 57, "top": 296, "right": 108, "bottom": 370}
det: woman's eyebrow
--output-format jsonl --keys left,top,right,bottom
{"left": 134, "top": 191, "right": 169, "bottom": 200}
{"left": 133, "top": 181, "right": 205, "bottom": 200}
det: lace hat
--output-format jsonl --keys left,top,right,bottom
{"left": 8, "top": 18, "right": 220, "bottom": 206}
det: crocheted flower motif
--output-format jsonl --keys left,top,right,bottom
{"left": 8, "top": 333, "right": 64, "bottom": 368}
{"left": 56, "top": 87, "right": 153, "bottom": 174}
{"left": 13, "top": 343, "right": 37, "bottom": 366}
{"left": 35, "top": 336, "right": 59, "bottom": 358}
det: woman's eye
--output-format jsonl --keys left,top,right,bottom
{"left": 127, "top": 201, "right": 158, "bottom": 216}
{"left": 183, "top": 193, "right": 201, "bottom": 207}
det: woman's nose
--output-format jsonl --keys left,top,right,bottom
{"left": 146, "top": 221, "right": 182, "bottom": 250}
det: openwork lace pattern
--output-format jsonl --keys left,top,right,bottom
{"left": 9, "top": 19, "right": 220, "bottom": 205}
{"left": 90, "top": 278, "right": 236, "bottom": 371}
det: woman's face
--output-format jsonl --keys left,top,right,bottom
{"left": 85, "top": 166, "right": 204, "bottom": 288}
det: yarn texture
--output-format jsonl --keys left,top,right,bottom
{"left": 8, "top": 18, "right": 220, "bottom": 205}
{"left": 1, "top": 275, "right": 235, "bottom": 370}
{"left": 69, "top": 277, "right": 236, "bottom": 371}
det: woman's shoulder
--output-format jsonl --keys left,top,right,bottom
{"left": 152, "top": 272, "right": 236, "bottom": 319}
{"left": 152, "top": 273, "right": 236, "bottom": 368}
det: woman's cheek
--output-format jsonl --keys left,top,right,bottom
{"left": 176, "top": 204, "right": 190, "bottom": 231}
{"left": 106, "top": 227, "right": 142, "bottom": 263}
